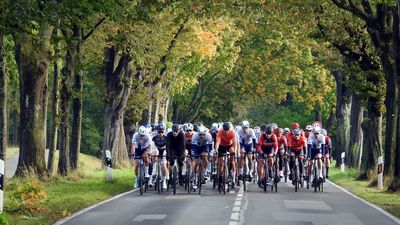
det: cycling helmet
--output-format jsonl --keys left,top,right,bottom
{"left": 313, "top": 126, "right": 321, "bottom": 134}
{"left": 260, "top": 124, "right": 267, "bottom": 132}
{"left": 254, "top": 126, "right": 260, "bottom": 131}
{"left": 274, "top": 128, "right": 283, "bottom": 135}
{"left": 291, "top": 122, "right": 300, "bottom": 130}
{"left": 193, "top": 123, "right": 199, "bottom": 132}
{"left": 321, "top": 129, "right": 327, "bottom": 136}
{"left": 172, "top": 124, "right": 180, "bottom": 132}
{"left": 211, "top": 123, "right": 219, "bottom": 132}
{"left": 293, "top": 128, "right": 301, "bottom": 136}
{"left": 283, "top": 128, "right": 290, "bottom": 133}
{"left": 138, "top": 126, "right": 147, "bottom": 135}
{"left": 265, "top": 126, "right": 273, "bottom": 134}
{"left": 222, "top": 122, "right": 231, "bottom": 131}
{"left": 305, "top": 125, "right": 313, "bottom": 131}
{"left": 242, "top": 120, "right": 250, "bottom": 128}
{"left": 235, "top": 125, "right": 241, "bottom": 132}
{"left": 271, "top": 123, "right": 278, "bottom": 130}
{"left": 198, "top": 126, "right": 207, "bottom": 135}
{"left": 185, "top": 123, "right": 194, "bottom": 131}
{"left": 156, "top": 124, "right": 165, "bottom": 131}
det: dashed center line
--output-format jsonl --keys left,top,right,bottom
{"left": 229, "top": 186, "right": 246, "bottom": 225}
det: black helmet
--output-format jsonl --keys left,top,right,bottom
{"left": 172, "top": 124, "right": 180, "bottom": 132}
{"left": 193, "top": 124, "right": 199, "bottom": 132}
{"left": 260, "top": 124, "right": 267, "bottom": 132}
{"left": 265, "top": 126, "right": 273, "bottom": 134}
{"left": 222, "top": 122, "right": 231, "bottom": 132}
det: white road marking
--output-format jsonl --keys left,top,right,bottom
{"left": 232, "top": 207, "right": 240, "bottom": 212}
{"left": 327, "top": 180, "right": 400, "bottom": 224}
{"left": 133, "top": 214, "right": 167, "bottom": 222}
{"left": 230, "top": 212, "right": 239, "bottom": 220}
{"left": 234, "top": 201, "right": 241, "bottom": 206}
{"left": 229, "top": 222, "right": 238, "bottom": 225}
{"left": 165, "top": 195, "right": 201, "bottom": 199}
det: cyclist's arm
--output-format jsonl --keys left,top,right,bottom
{"left": 257, "top": 135, "right": 263, "bottom": 153}
{"left": 214, "top": 133, "right": 221, "bottom": 151}
{"left": 273, "top": 135, "right": 278, "bottom": 154}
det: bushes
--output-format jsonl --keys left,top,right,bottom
{"left": 9, "top": 180, "right": 47, "bottom": 216}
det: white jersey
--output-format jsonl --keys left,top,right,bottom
{"left": 307, "top": 133, "right": 325, "bottom": 149}
{"left": 132, "top": 132, "right": 152, "bottom": 149}
{"left": 238, "top": 128, "right": 256, "bottom": 145}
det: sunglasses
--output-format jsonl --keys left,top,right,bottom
{"left": 266, "top": 133, "right": 272, "bottom": 135}
{"left": 158, "top": 130, "right": 164, "bottom": 133}
{"left": 187, "top": 130, "right": 193, "bottom": 132}
{"left": 199, "top": 133, "right": 205, "bottom": 136}
{"left": 139, "top": 135, "right": 145, "bottom": 138}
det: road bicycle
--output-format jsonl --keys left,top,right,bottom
{"left": 137, "top": 156, "right": 149, "bottom": 195}
{"left": 313, "top": 156, "right": 325, "bottom": 192}
{"left": 271, "top": 154, "right": 279, "bottom": 192}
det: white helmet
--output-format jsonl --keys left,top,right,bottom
{"left": 235, "top": 125, "right": 241, "bottom": 132}
{"left": 185, "top": 123, "right": 194, "bottom": 131}
{"left": 198, "top": 126, "right": 207, "bottom": 135}
{"left": 305, "top": 125, "right": 313, "bottom": 131}
{"left": 271, "top": 123, "right": 278, "bottom": 130}
{"left": 313, "top": 126, "right": 321, "bottom": 134}
{"left": 211, "top": 123, "right": 219, "bottom": 132}
{"left": 242, "top": 120, "right": 250, "bottom": 128}
{"left": 283, "top": 128, "right": 290, "bottom": 133}
{"left": 321, "top": 129, "right": 327, "bottom": 136}
{"left": 138, "top": 126, "right": 147, "bottom": 135}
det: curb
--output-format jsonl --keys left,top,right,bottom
{"left": 327, "top": 180, "right": 400, "bottom": 224}
{"left": 53, "top": 188, "right": 138, "bottom": 225}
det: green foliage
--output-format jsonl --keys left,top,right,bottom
{"left": 0, "top": 213, "right": 8, "bottom": 225}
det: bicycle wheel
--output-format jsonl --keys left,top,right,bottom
{"left": 186, "top": 161, "right": 191, "bottom": 194}
{"left": 294, "top": 165, "right": 298, "bottom": 193}
{"left": 274, "top": 159, "right": 278, "bottom": 193}
{"left": 139, "top": 166, "right": 144, "bottom": 195}
{"left": 198, "top": 161, "right": 203, "bottom": 195}
{"left": 173, "top": 167, "right": 177, "bottom": 195}
{"left": 314, "top": 162, "right": 318, "bottom": 193}
{"left": 243, "top": 155, "right": 247, "bottom": 191}
{"left": 264, "top": 159, "right": 268, "bottom": 193}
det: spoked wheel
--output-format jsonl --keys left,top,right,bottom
{"left": 198, "top": 164, "right": 203, "bottom": 195}
{"left": 173, "top": 169, "right": 177, "bottom": 195}
{"left": 243, "top": 160, "right": 247, "bottom": 192}
{"left": 139, "top": 174, "right": 144, "bottom": 195}
{"left": 264, "top": 161, "right": 268, "bottom": 193}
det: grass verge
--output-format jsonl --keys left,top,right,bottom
{"left": 3, "top": 153, "right": 134, "bottom": 225}
{"left": 329, "top": 165, "right": 400, "bottom": 219}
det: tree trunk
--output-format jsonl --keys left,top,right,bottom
{"left": 0, "top": 34, "right": 7, "bottom": 164}
{"left": 172, "top": 100, "right": 179, "bottom": 123}
{"left": 333, "top": 70, "right": 352, "bottom": 167}
{"left": 358, "top": 95, "right": 382, "bottom": 180}
{"left": 47, "top": 41, "right": 61, "bottom": 175}
{"left": 70, "top": 27, "right": 83, "bottom": 170}
{"left": 11, "top": 110, "right": 18, "bottom": 146}
{"left": 103, "top": 46, "right": 132, "bottom": 168}
{"left": 14, "top": 23, "right": 53, "bottom": 177}
{"left": 325, "top": 107, "right": 335, "bottom": 132}
{"left": 163, "top": 96, "right": 170, "bottom": 122}
{"left": 152, "top": 96, "right": 160, "bottom": 125}
{"left": 58, "top": 39, "right": 75, "bottom": 175}
{"left": 348, "top": 93, "right": 363, "bottom": 169}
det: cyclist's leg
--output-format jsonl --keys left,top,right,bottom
{"left": 297, "top": 150, "right": 304, "bottom": 179}
{"left": 325, "top": 148, "right": 331, "bottom": 178}
{"left": 268, "top": 152, "right": 274, "bottom": 177}
{"left": 246, "top": 145, "right": 253, "bottom": 177}
{"left": 201, "top": 146, "right": 209, "bottom": 176}
{"left": 239, "top": 144, "right": 245, "bottom": 177}
{"left": 317, "top": 152, "right": 323, "bottom": 179}
{"left": 229, "top": 146, "right": 236, "bottom": 182}
{"left": 278, "top": 149, "right": 284, "bottom": 176}
{"left": 257, "top": 153, "right": 265, "bottom": 183}
{"left": 289, "top": 151, "right": 295, "bottom": 180}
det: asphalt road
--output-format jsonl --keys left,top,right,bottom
{"left": 56, "top": 178, "right": 400, "bottom": 225}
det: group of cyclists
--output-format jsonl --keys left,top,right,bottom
{"left": 130, "top": 120, "right": 332, "bottom": 194}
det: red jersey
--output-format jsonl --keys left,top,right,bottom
{"left": 288, "top": 135, "right": 307, "bottom": 152}
{"left": 276, "top": 135, "right": 287, "bottom": 150}
{"left": 258, "top": 133, "right": 278, "bottom": 153}
{"left": 216, "top": 129, "right": 236, "bottom": 146}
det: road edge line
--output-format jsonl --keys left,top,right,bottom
{"left": 53, "top": 188, "right": 138, "bottom": 225}
{"left": 327, "top": 180, "right": 400, "bottom": 224}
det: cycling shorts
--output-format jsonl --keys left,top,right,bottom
{"left": 191, "top": 145, "right": 210, "bottom": 159}
{"left": 134, "top": 147, "right": 149, "bottom": 159}
{"left": 218, "top": 145, "right": 233, "bottom": 157}
{"left": 240, "top": 143, "right": 253, "bottom": 153}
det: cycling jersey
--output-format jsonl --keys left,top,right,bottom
{"left": 153, "top": 135, "right": 167, "bottom": 149}
{"left": 238, "top": 128, "right": 256, "bottom": 145}
{"left": 185, "top": 132, "right": 195, "bottom": 150}
{"left": 257, "top": 133, "right": 278, "bottom": 154}
{"left": 216, "top": 129, "right": 237, "bottom": 147}
{"left": 325, "top": 135, "right": 332, "bottom": 155}
{"left": 307, "top": 133, "right": 326, "bottom": 158}
{"left": 277, "top": 135, "right": 287, "bottom": 151}
{"left": 191, "top": 133, "right": 213, "bottom": 158}
{"left": 288, "top": 135, "right": 307, "bottom": 152}
{"left": 132, "top": 132, "right": 152, "bottom": 149}
{"left": 166, "top": 131, "right": 185, "bottom": 166}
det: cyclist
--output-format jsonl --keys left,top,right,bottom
{"left": 283, "top": 128, "right": 290, "bottom": 139}
{"left": 152, "top": 124, "right": 168, "bottom": 190}
{"left": 275, "top": 128, "right": 288, "bottom": 178}
{"left": 131, "top": 126, "right": 153, "bottom": 189}
{"left": 191, "top": 126, "right": 213, "bottom": 189}
{"left": 304, "top": 125, "right": 313, "bottom": 139}
{"left": 307, "top": 127, "right": 326, "bottom": 184}
{"left": 287, "top": 128, "right": 307, "bottom": 183}
{"left": 215, "top": 122, "right": 238, "bottom": 189}
{"left": 238, "top": 121, "right": 257, "bottom": 182}
{"left": 257, "top": 126, "right": 277, "bottom": 187}
{"left": 321, "top": 129, "right": 331, "bottom": 178}
{"left": 254, "top": 126, "right": 261, "bottom": 141}
{"left": 166, "top": 124, "right": 186, "bottom": 186}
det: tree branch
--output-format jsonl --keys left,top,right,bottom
{"left": 330, "top": 0, "right": 375, "bottom": 22}
{"left": 82, "top": 17, "right": 106, "bottom": 42}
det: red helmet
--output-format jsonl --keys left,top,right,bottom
{"left": 274, "top": 128, "right": 283, "bottom": 135}
{"left": 291, "top": 122, "right": 300, "bottom": 130}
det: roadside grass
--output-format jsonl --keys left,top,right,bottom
{"left": 329, "top": 164, "right": 400, "bottom": 219}
{"left": 3, "top": 153, "right": 134, "bottom": 225}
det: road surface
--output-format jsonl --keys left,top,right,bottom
{"left": 56, "top": 179, "right": 400, "bottom": 225}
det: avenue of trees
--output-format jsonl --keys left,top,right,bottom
{"left": 0, "top": 0, "right": 399, "bottom": 191}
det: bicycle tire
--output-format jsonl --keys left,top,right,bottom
{"left": 294, "top": 165, "right": 298, "bottom": 193}
{"left": 243, "top": 155, "right": 247, "bottom": 191}
{"left": 264, "top": 159, "right": 268, "bottom": 193}
{"left": 199, "top": 162, "right": 203, "bottom": 195}
{"left": 139, "top": 169, "right": 144, "bottom": 195}
{"left": 173, "top": 168, "right": 177, "bottom": 195}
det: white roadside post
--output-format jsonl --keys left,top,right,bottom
{"left": 105, "top": 150, "right": 112, "bottom": 182}
{"left": 377, "top": 156, "right": 384, "bottom": 189}
{"left": 0, "top": 159, "right": 4, "bottom": 212}
{"left": 340, "top": 152, "right": 345, "bottom": 173}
